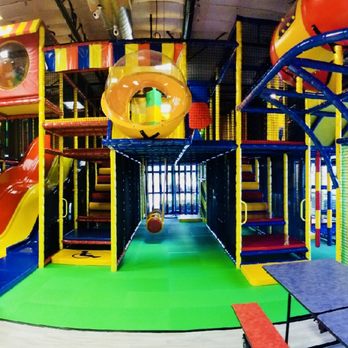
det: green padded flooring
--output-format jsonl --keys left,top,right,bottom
{"left": 311, "top": 240, "right": 336, "bottom": 260}
{"left": 0, "top": 219, "right": 308, "bottom": 331}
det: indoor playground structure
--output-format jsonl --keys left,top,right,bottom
{"left": 0, "top": 0, "right": 347, "bottom": 340}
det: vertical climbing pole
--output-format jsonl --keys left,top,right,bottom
{"left": 231, "top": 111, "right": 235, "bottom": 140}
{"left": 58, "top": 73, "right": 64, "bottom": 250}
{"left": 315, "top": 151, "right": 321, "bottom": 247}
{"left": 267, "top": 157, "right": 272, "bottom": 234}
{"left": 235, "top": 20, "right": 242, "bottom": 268}
{"left": 327, "top": 168, "right": 333, "bottom": 246}
{"left": 255, "top": 158, "right": 259, "bottom": 184}
{"left": 38, "top": 24, "right": 46, "bottom": 268}
{"left": 140, "top": 160, "right": 146, "bottom": 219}
{"left": 283, "top": 153, "right": 289, "bottom": 245}
{"left": 335, "top": 45, "right": 343, "bottom": 263}
{"left": 85, "top": 100, "right": 90, "bottom": 217}
{"left": 342, "top": 147, "right": 348, "bottom": 264}
{"left": 209, "top": 97, "right": 213, "bottom": 140}
{"left": 110, "top": 149, "right": 117, "bottom": 272}
{"left": 215, "top": 71, "right": 220, "bottom": 141}
{"left": 200, "top": 164, "right": 207, "bottom": 222}
{"left": 297, "top": 77, "right": 311, "bottom": 258}
{"left": 226, "top": 113, "right": 231, "bottom": 140}
{"left": 73, "top": 87, "right": 78, "bottom": 230}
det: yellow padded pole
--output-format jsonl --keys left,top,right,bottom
{"left": 235, "top": 20, "right": 242, "bottom": 268}
{"left": 255, "top": 158, "right": 259, "bottom": 184}
{"left": 209, "top": 97, "right": 213, "bottom": 140}
{"left": 38, "top": 25, "right": 46, "bottom": 268}
{"left": 58, "top": 73, "right": 64, "bottom": 249}
{"left": 215, "top": 72, "right": 220, "bottom": 141}
{"left": 267, "top": 157, "right": 272, "bottom": 234}
{"left": 334, "top": 45, "right": 343, "bottom": 262}
{"left": 298, "top": 76, "right": 312, "bottom": 259}
{"left": 226, "top": 113, "right": 230, "bottom": 140}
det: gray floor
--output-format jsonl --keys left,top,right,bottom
{"left": 0, "top": 318, "right": 342, "bottom": 348}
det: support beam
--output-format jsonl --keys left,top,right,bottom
{"left": 182, "top": 0, "right": 196, "bottom": 40}
{"left": 54, "top": 0, "right": 83, "bottom": 42}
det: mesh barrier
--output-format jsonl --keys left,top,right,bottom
{"left": 267, "top": 75, "right": 287, "bottom": 141}
{"left": 342, "top": 146, "right": 348, "bottom": 264}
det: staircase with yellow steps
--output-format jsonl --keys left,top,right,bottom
{"left": 63, "top": 166, "right": 111, "bottom": 248}
{"left": 242, "top": 158, "right": 284, "bottom": 227}
{"left": 76, "top": 166, "right": 111, "bottom": 223}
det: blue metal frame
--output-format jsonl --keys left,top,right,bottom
{"left": 263, "top": 95, "right": 337, "bottom": 187}
{"left": 104, "top": 123, "right": 237, "bottom": 165}
{"left": 241, "top": 247, "right": 308, "bottom": 257}
{"left": 239, "top": 28, "right": 348, "bottom": 189}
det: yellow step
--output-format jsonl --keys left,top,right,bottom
{"left": 241, "top": 264, "right": 277, "bottom": 286}
{"left": 242, "top": 181, "right": 259, "bottom": 190}
{"left": 246, "top": 202, "right": 268, "bottom": 212}
{"left": 242, "top": 164, "right": 253, "bottom": 172}
{"left": 95, "top": 183, "right": 110, "bottom": 191}
{"left": 99, "top": 167, "right": 110, "bottom": 175}
{"left": 89, "top": 202, "right": 111, "bottom": 211}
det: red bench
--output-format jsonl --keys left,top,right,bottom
{"left": 232, "top": 303, "right": 289, "bottom": 348}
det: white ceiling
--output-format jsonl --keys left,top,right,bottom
{"left": 0, "top": 0, "right": 291, "bottom": 43}
{"left": 191, "top": 0, "right": 290, "bottom": 39}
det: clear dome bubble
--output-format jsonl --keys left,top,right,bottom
{"left": 0, "top": 42, "right": 29, "bottom": 90}
{"left": 102, "top": 49, "right": 191, "bottom": 138}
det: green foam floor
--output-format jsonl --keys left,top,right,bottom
{"left": 0, "top": 219, "right": 307, "bottom": 331}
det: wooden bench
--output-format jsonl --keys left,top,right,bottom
{"left": 232, "top": 303, "right": 289, "bottom": 348}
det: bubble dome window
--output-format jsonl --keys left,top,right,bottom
{"left": 102, "top": 50, "right": 191, "bottom": 139}
{"left": 0, "top": 42, "right": 29, "bottom": 90}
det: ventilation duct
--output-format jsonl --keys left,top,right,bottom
{"left": 118, "top": 6, "right": 133, "bottom": 40}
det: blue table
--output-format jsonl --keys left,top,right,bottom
{"left": 318, "top": 308, "right": 348, "bottom": 347}
{"left": 264, "top": 259, "right": 348, "bottom": 344}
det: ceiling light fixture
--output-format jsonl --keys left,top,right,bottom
{"left": 64, "top": 101, "right": 84, "bottom": 110}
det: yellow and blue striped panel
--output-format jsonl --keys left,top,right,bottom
{"left": 0, "top": 19, "right": 41, "bottom": 38}
{"left": 45, "top": 41, "right": 187, "bottom": 73}
{"left": 45, "top": 42, "right": 113, "bottom": 72}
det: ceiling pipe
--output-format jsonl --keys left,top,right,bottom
{"left": 149, "top": 14, "right": 153, "bottom": 38}
{"left": 118, "top": 6, "right": 133, "bottom": 39}
{"left": 182, "top": 0, "right": 196, "bottom": 40}
{"left": 54, "top": 0, "right": 83, "bottom": 42}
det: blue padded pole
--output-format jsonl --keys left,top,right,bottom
{"left": 264, "top": 95, "right": 338, "bottom": 189}
{"left": 211, "top": 46, "right": 238, "bottom": 97}
{"left": 288, "top": 64, "right": 348, "bottom": 122}
{"left": 311, "top": 116, "right": 324, "bottom": 132}
{"left": 243, "top": 107, "right": 284, "bottom": 114}
{"left": 293, "top": 58, "right": 348, "bottom": 74}
{"left": 106, "top": 119, "right": 112, "bottom": 140}
{"left": 306, "top": 91, "right": 348, "bottom": 115}
{"left": 263, "top": 88, "right": 325, "bottom": 100}
{"left": 238, "top": 28, "right": 348, "bottom": 111}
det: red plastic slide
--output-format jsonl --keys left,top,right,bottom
{"left": 0, "top": 135, "right": 54, "bottom": 237}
